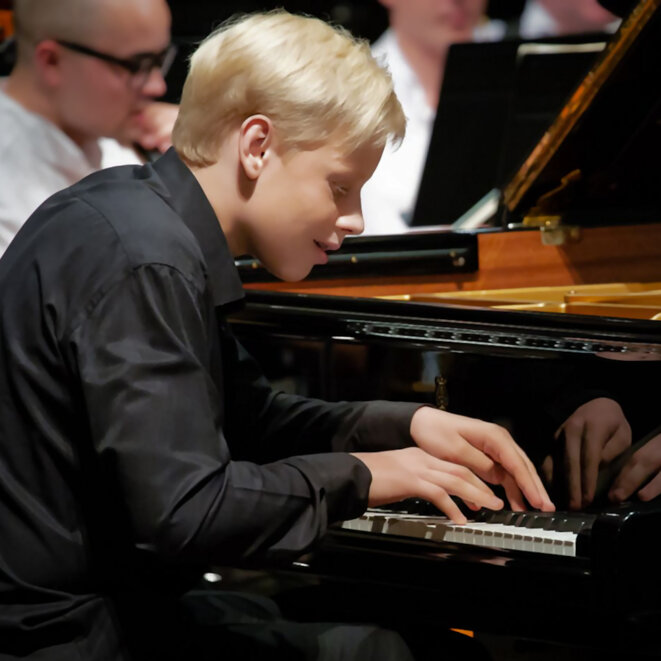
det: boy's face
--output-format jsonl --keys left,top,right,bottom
{"left": 242, "top": 138, "right": 383, "bottom": 282}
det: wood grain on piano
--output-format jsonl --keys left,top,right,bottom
{"left": 243, "top": 224, "right": 661, "bottom": 300}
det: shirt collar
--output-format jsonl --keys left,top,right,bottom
{"left": 152, "top": 147, "right": 244, "bottom": 308}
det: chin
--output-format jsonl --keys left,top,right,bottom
{"left": 279, "top": 268, "right": 311, "bottom": 283}
{"left": 268, "top": 263, "right": 312, "bottom": 283}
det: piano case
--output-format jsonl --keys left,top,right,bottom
{"left": 227, "top": 0, "right": 661, "bottom": 655}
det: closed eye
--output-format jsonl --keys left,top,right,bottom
{"left": 330, "top": 182, "right": 349, "bottom": 198}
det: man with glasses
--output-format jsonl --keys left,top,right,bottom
{"left": 0, "top": 0, "right": 176, "bottom": 255}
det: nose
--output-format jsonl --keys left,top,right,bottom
{"left": 141, "top": 67, "right": 167, "bottom": 99}
{"left": 337, "top": 207, "right": 365, "bottom": 237}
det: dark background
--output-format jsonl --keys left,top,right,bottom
{"left": 161, "top": 0, "right": 525, "bottom": 103}
{"left": 0, "top": 0, "right": 527, "bottom": 99}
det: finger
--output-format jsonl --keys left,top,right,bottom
{"left": 424, "top": 456, "right": 495, "bottom": 494}
{"left": 422, "top": 468, "right": 503, "bottom": 511}
{"left": 541, "top": 455, "right": 553, "bottom": 486}
{"left": 638, "top": 472, "right": 661, "bottom": 502}
{"left": 563, "top": 428, "right": 583, "bottom": 510}
{"left": 137, "top": 134, "right": 158, "bottom": 150}
{"left": 442, "top": 436, "right": 498, "bottom": 480}
{"left": 580, "top": 429, "right": 605, "bottom": 507}
{"left": 601, "top": 424, "right": 632, "bottom": 463}
{"left": 157, "top": 137, "right": 173, "bottom": 153}
{"left": 498, "top": 471, "right": 526, "bottom": 511}
{"left": 510, "top": 442, "right": 553, "bottom": 507}
{"left": 417, "top": 484, "right": 467, "bottom": 524}
{"left": 470, "top": 426, "right": 553, "bottom": 510}
{"left": 609, "top": 459, "right": 656, "bottom": 502}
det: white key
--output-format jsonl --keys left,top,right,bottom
{"left": 341, "top": 513, "right": 578, "bottom": 557}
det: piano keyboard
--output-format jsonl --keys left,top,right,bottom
{"left": 341, "top": 509, "right": 596, "bottom": 558}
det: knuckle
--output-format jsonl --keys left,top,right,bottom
{"left": 564, "top": 418, "right": 583, "bottom": 435}
{"left": 453, "top": 465, "right": 473, "bottom": 479}
{"left": 441, "top": 475, "right": 460, "bottom": 492}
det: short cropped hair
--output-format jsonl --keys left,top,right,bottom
{"left": 172, "top": 10, "right": 406, "bottom": 167}
{"left": 13, "top": 0, "right": 100, "bottom": 46}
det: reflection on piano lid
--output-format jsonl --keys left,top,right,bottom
{"left": 501, "top": 0, "right": 661, "bottom": 231}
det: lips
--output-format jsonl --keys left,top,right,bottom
{"left": 314, "top": 240, "right": 341, "bottom": 252}
{"left": 313, "top": 239, "right": 340, "bottom": 266}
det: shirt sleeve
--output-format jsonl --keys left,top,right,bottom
{"left": 70, "top": 264, "right": 414, "bottom": 565}
{"left": 219, "top": 320, "right": 421, "bottom": 461}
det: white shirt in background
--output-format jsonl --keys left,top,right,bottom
{"left": 361, "top": 21, "right": 505, "bottom": 236}
{"left": 0, "top": 83, "right": 141, "bottom": 256}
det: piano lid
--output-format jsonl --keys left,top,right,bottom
{"left": 501, "top": 0, "right": 661, "bottom": 231}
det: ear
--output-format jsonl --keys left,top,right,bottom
{"left": 238, "top": 115, "right": 274, "bottom": 180}
{"left": 33, "top": 40, "right": 64, "bottom": 87}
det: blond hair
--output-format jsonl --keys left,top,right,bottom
{"left": 172, "top": 10, "right": 406, "bottom": 166}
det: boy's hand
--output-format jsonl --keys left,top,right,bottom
{"left": 351, "top": 447, "right": 504, "bottom": 523}
{"left": 409, "top": 406, "right": 554, "bottom": 513}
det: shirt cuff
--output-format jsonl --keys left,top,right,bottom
{"left": 333, "top": 400, "right": 424, "bottom": 452}
{"left": 283, "top": 452, "right": 372, "bottom": 524}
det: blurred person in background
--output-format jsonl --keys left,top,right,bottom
{"left": 517, "top": 0, "right": 620, "bottom": 38}
{"left": 360, "top": 0, "right": 505, "bottom": 235}
{"left": 0, "top": 0, "right": 178, "bottom": 255}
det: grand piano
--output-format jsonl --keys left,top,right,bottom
{"left": 226, "top": 0, "right": 661, "bottom": 656}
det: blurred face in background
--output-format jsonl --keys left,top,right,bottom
{"left": 537, "top": 0, "right": 618, "bottom": 34}
{"left": 380, "top": 0, "right": 488, "bottom": 56}
{"left": 46, "top": 0, "right": 171, "bottom": 143}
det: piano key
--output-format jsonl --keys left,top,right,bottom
{"left": 341, "top": 510, "right": 584, "bottom": 557}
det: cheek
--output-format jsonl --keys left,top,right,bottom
{"left": 75, "top": 76, "right": 132, "bottom": 119}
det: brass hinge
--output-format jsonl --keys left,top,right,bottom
{"left": 522, "top": 169, "right": 582, "bottom": 245}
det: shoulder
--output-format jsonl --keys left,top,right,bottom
{"left": 64, "top": 164, "right": 204, "bottom": 271}
{"left": 0, "top": 88, "right": 45, "bottom": 153}
{"left": 10, "top": 165, "right": 208, "bottom": 308}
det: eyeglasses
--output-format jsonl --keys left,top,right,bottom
{"left": 56, "top": 40, "right": 177, "bottom": 89}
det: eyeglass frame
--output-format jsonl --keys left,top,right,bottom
{"left": 55, "top": 39, "right": 177, "bottom": 87}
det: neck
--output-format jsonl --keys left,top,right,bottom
{"left": 392, "top": 30, "right": 447, "bottom": 110}
{"left": 5, "top": 66, "right": 89, "bottom": 149}
{"left": 189, "top": 159, "right": 245, "bottom": 257}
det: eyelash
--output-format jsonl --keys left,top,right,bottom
{"left": 331, "top": 183, "right": 348, "bottom": 198}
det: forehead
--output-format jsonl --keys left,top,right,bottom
{"left": 283, "top": 138, "right": 383, "bottom": 182}
{"left": 89, "top": 0, "right": 171, "bottom": 56}
{"left": 329, "top": 142, "right": 384, "bottom": 178}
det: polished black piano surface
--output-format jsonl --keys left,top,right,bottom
{"left": 227, "top": 1, "right": 661, "bottom": 656}
{"left": 228, "top": 290, "right": 661, "bottom": 655}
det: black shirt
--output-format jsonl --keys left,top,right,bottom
{"left": 0, "top": 149, "right": 418, "bottom": 660}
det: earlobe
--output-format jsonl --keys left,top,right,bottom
{"left": 238, "top": 115, "right": 273, "bottom": 180}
